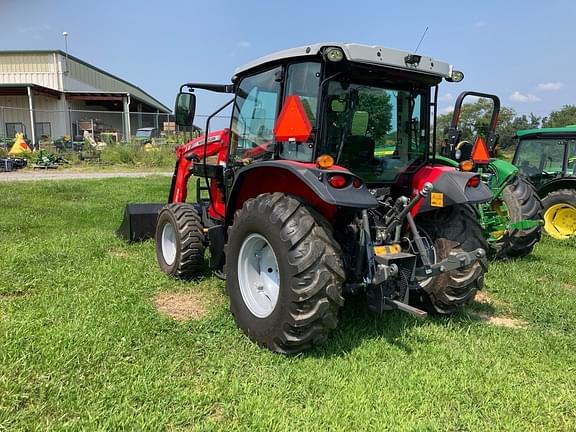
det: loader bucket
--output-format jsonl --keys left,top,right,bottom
{"left": 117, "top": 203, "right": 164, "bottom": 242}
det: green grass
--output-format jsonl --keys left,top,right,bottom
{"left": 1, "top": 178, "right": 575, "bottom": 431}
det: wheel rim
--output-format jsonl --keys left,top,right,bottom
{"left": 237, "top": 233, "right": 280, "bottom": 318}
{"left": 161, "top": 222, "right": 177, "bottom": 265}
{"left": 544, "top": 203, "right": 576, "bottom": 240}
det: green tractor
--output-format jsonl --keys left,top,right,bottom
{"left": 436, "top": 91, "right": 543, "bottom": 258}
{"left": 513, "top": 126, "right": 576, "bottom": 239}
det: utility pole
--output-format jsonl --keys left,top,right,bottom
{"left": 62, "top": 31, "right": 69, "bottom": 73}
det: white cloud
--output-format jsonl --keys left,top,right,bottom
{"left": 438, "top": 92, "right": 453, "bottom": 102}
{"left": 237, "top": 41, "right": 251, "bottom": 49}
{"left": 536, "top": 82, "right": 563, "bottom": 92}
{"left": 509, "top": 91, "right": 541, "bottom": 103}
{"left": 439, "top": 106, "right": 454, "bottom": 115}
{"left": 475, "top": 21, "right": 487, "bottom": 28}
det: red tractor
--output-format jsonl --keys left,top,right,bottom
{"left": 119, "top": 43, "right": 492, "bottom": 353}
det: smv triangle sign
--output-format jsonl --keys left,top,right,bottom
{"left": 274, "top": 95, "right": 312, "bottom": 142}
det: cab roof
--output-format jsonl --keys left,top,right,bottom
{"left": 516, "top": 126, "right": 576, "bottom": 138}
{"left": 234, "top": 42, "right": 454, "bottom": 79}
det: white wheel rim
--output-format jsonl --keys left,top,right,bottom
{"left": 237, "top": 233, "right": 280, "bottom": 318}
{"left": 161, "top": 222, "right": 177, "bottom": 266}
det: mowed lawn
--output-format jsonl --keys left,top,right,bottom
{"left": 1, "top": 177, "right": 575, "bottom": 431}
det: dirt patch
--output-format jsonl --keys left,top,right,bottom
{"left": 208, "top": 404, "right": 226, "bottom": 423}
{"left": 153, "top": 292, "right": 208, "bottom": 321}
{"left": 471, "top": 311, "right": 528, "bottom": 329}
{"left": 475, "top": 291, "right": 506, "bottom": 307}
{"left": 108, "top": 248, "right": 132, "bottom": 259}
{"left": 0, "top": 291, "right": 27, "bottom": 300}
{"left": 564, "top": 283, "right": 576, "bottom": 292}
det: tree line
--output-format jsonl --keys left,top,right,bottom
{"left": 436, "top": 101, "right": 576, "bottom": 149}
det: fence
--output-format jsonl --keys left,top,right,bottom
{"left": 0, "top": 105, "right": 232, "bottom": 149}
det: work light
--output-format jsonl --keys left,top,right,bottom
{"left": 324, "top": 47, "right": 345, "bottom": 62}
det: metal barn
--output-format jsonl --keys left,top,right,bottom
{"left": 0, "top": 51, "right": 170, "bottom": 144}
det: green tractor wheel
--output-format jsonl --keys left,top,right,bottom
{"left": 491, "top": 176, "right": 543, "bottom": 259}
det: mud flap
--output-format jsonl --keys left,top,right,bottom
{"left": 117, "top": 203, "right": 164, "bottom": 242}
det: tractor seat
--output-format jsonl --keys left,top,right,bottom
{"left": 340, "top": 135, "right": 376, "bottom": 167}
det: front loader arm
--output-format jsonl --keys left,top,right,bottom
{"left": 168, "top": 129, "right": 229, "bottom": 203}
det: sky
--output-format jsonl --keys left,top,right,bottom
{"left": 2, "top": 0, "right": 576, "bottom": 126}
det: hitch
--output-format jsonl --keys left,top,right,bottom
{"left": 385, "top": 299, "right": 428, "bottom": 318}
{"left": 414, "top": 248, "right": 486, "bottom": 278}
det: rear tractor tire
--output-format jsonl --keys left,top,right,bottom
{"left": 541, "top": 189, "right": 576, "bottom": 240}
{"left": 494, "top": 176, "right": 543, "bottom": 259}
{"left": 225, "top": 193, "right": 345, "bottom": 354}
{"left": 413, "top": 205, "right": 488, "bottom": 314}
{"left": 155, "top": 203, "right": 205, "bottom": 278}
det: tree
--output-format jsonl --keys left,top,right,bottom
{"left": 501, "top": 113, "right": 542, "bottom": 148}
{"left": 435, "top": 98, "right": 541, "bottom": 149}
{"left": 357, "top": 91, "right": 392, "bottom": 141}
{"left": 542, "top": 105, "right": 576, "bottom": 128}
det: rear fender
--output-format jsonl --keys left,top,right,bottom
{"left": 225, "top": 161, "right": 378, "bottom": 223}
{"left": 488, "top": 158, "right": 518, "bottom": 189}
{"left": 412, "top": 165, "right": 493, "bottom": 214}
{"left": 538, "top": 177, "right": 576, "bottom": 197}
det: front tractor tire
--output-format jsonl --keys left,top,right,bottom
{"left": 493, "top": 176, "right": 543, "bottom": 258}
{"left": 414, "top": 205, "right": 489, "bottom": 314}
{"left": 541, "top": 189, "right": 576, "bottom": 240}
{"left": 155, "top": 203, "right": 205, "bottom": 279}
{"left": 226, "top": 193, "right": 345, "bottom": 354}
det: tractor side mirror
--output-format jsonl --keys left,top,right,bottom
{"left": 175, "top": 92, "right": 196, "bottom": 127}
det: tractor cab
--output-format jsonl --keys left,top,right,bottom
{"left": 512, "top": 127, "right": 576, "bottom": 239}
{"left": 513, "top": 127, "right": 576, "bottom": 184}
{"left": 172, "top": 44, "right": 476, "bottom": 207}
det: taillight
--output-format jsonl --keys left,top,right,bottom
{"left": 466, "top": 175, "right": 481, "bottom": 188}
{"left": 328, "top": 174, "right": 348, "bottom": 189}
{"left": 352, "top": 178, "right": 362, "bottom": 188}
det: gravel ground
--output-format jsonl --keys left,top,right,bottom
{"left": 0, "top": 170, "right": 172, "bottom": 182}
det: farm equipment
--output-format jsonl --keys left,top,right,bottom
{"left": 513, "top": 126, "right": 576, "bottom": 239}
{"left": 435, "top": 92, "right": 543, "bottom": 258}
{"left": 134, "top": 127, "right": 160, "bottom": 145}
{"left": 119, "top": 43, "right": 493, "bottom": 353}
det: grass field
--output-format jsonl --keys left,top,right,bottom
{"left": 1, "top": 177, "right": 575, "bottom": 431}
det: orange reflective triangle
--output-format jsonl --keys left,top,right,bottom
{"left": 274, "top": 95, "right": 312, "bottom": 142}
{"left": 471, "top": 136, "right": 490, "bottom": 164}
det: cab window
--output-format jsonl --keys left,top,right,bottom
{"left": 322, "top": 78, "right": 427, "bottom": 183}
{"left": 568, "top": 139, "right": 576, "bottom": 175}
{"left": 516, "top": 138, "right": 566, "bottom": 176}
{"left": 230, "top": 67, "right": 281, "bottom": 163}
{"left": 279, "top": 62, "right": 320, "bottom": 162}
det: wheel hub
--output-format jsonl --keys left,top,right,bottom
{"left": 544, "top": 203, "right": 576, "bottom": 239}
{"left": 161, "top": 222, "right": 177, "bottom": 265}
{"left": 237, "top": 233, "right": 280, "bottom": 318}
